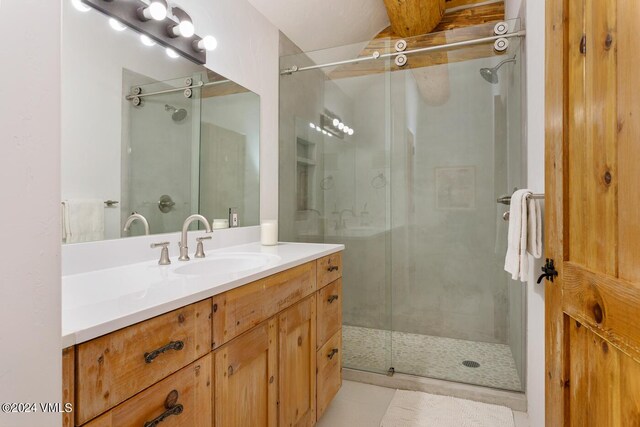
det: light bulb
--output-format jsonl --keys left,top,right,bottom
{"left": 348, "top": 128, "right": 354, "bottom": 136}
{"left": 328, "top": 133, "right": 333, "bottom": 137}
{"left": 332, "top": 118, "right": 339, "bottom": 127}
{"left": 322, "top": 130, "right": 328, "bottom": 135}
{"left": 71, "top": 0, "right": 91, "bottom": 12}
{"left": 343, "top": 126, "right": 350, "bottom": 134}
{"left": 149, "top": 1, "right": 167, "bottom": 20}
{"left": 109, "top": 18, "right": 127, "bottom": 32}
{"left": 193, "top": 36, "right": 218, "bottom": 52}
{"left": 309, "top": 123, "right": 315, "bottom": 129}
{"left": 140, "top": 34, "right": 156, "bottom": 47}
{"left": 166, "top": 48, "right": 179, "bottom": 59}
{"left": 316, "top": 126, "right": 321, "bottom": 132}
{"left": 139, "top": 0, "right": 168, "bottom": 21}
{"left": 178, "top": 20, "right": 195, "bottom": 38}
{"left": 338, "top": 122, "right": 344, "bottom": 130}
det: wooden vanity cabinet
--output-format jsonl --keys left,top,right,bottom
{"left": 63, "top": 251, "right": 343, "bottom": 427}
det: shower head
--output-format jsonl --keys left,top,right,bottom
{"left": 164, "top": 104, "right": 188, "bottom": 122}
{"left": 479, "top": 56, "right": 517, "bottom": 84}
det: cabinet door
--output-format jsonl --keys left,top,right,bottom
{"left": 279, "top": 295, "right": 317, "bottom": 427}
{"left": 214, "top": 318, "right": 277, "bottom": 427}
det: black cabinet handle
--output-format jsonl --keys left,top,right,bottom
{"left": 327, "top": 295, "right": 339, "bottom": 304}
{"left": 143, "top": 403, "right": 183, "bottom": 427}
{"left": 144, "top": 340, "right": 184, "bottom": 364}
{"left": 328, "top": 348, "right": 339, "bottom": 360}
{"left": 327, "top": 266, "right": 339, "bottom": 272}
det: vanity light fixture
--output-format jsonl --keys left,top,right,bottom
{"left": 168, "top": 7, "right": 194, "bottom": 38}
{"left": 137, "top": 0, "right": 168, "bottom": 21}
{"left": 79, "top": 0, "right": 210, "bottom": 64}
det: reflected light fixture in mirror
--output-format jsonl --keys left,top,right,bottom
{"left": 109, "top": 17, "right": 127, "bottom": 31}
{"left": 165, "top": 48, "right": 179, "bottom": 58}
{"left": 72, "top": 0, "right": 91, "bottom": 12}
{"left": 140, "top": 34, "right": 156, "bottom": 46}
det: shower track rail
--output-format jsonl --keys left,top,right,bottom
{"left": 124, "top": 79, "right": 230, "bottom": 101}
{"left": 280, "top": 30, "right": 526, "bottom": 75}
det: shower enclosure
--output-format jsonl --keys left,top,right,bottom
{"left": 279, "top": 20, "right": 525, "bottom": 392}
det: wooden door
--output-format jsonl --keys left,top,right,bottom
{"left": 546, "top": 0, "right": 640, "bottom": 425}
{"left": 279, "top": 295, "right": 317, "bottom": 427}
{"left": 214, "top": 318, "right": 278, "bottom": 427}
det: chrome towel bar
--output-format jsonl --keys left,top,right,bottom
{"left": 497, "top": 193, "right": 544, "bottom": 205}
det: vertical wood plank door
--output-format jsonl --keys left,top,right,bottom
{"left": 545, "top": 0, "right": 640, "bottom": 425}
{"left": 213, "top": 318, "right": 278, "bottom": 427}
{"left": 278, "top": 295, "right": 317, "bottom": 427}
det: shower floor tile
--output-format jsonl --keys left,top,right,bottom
{"left": 343, "top": 325, "right": 523, "bottom": 392}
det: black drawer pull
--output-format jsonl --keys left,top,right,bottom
{"left": 144, "top": 340, "right": 184, "bottom": 364}
{"left": 143, "top": 403, "right": 183, "bottom": 427}
{"left": 327, "top": 295, "right": 339, "bottom": 304}
{"left": 327, "top": 266, "right": 339, "bottom": 272}
{"left": 327, "top": 348, "right": 339, "bottom": 360}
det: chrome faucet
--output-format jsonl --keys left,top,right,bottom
{"left": 123, "top": 212, "right": 150, "bottom": 235}
{"left": 179, "top": 214, "right": 212, "bottom": 261}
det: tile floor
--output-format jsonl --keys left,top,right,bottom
{"left": 317, "top": 380, "right": 530, "bottom": 427}
{"left": 343, "top": 325, "right": 523, "bottom": 391}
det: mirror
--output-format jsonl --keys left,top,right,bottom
{"left": 61, "top": 1, "right": 260, "bottom": 243}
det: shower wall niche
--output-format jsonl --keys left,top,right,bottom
{"left": 279, "top": 20, "right": 525, "bottom": 392}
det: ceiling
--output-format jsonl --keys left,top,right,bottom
{"left": 247, "top": 0, "right": 391, "bottom": 52}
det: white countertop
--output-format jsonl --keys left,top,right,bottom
{"left": 62, "top": 242, "right": 344, "bottom": 348}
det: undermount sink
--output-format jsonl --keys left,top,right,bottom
{"left": 173, "top": 253, "right": 280, "bottom": 276}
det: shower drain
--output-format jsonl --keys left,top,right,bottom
{"left": 462, "top": 360, "right": 481, "bottom": 368}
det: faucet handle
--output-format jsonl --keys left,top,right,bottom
{"left": 195, "top": 236, "right": 212, "bottom": 258}
{"left": 150, "top": 241, "right": 171, "bottom": 265}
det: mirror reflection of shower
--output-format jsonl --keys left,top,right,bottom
{"left": 371, "top": 172, "right": 388, "bottom": 189}
{"left": 479, "top": 56, "right": 517, "bottom": 84}
{"left": 164, "top": 104, "right": 188, "bottom": 122}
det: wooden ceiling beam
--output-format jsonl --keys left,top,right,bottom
{"left": 383, "top": 0, "right": 446, "bottom": 37}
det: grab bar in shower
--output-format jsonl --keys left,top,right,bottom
{"left": 497, "top": 193, "right": 544, "bottom": 205}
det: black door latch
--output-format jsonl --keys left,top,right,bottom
{"left": 537, "top": 258, "right": 559, "bottom": 284}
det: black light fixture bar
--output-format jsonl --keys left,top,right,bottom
{"left": 82, "top": 0, "right": 206, "bottom": 64}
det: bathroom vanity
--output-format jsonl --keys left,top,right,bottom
{"left": 61, "top": 244, "right": 343, "bottom": 427}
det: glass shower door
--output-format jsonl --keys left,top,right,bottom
{"left": 388, "top": 28, "right": 525, "bottom": 391}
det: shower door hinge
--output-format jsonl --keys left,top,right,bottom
{"left": 580, "top": 34, "right": 587, "bottom": 55}
{"left": 387, "top": 367, "right": 395, "bottom": 377}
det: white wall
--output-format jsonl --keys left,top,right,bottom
{"left": 0, "top": 1, "right": 62, "bottom": 426}
{"left": 506, "top": 0, "right": 546, "bottom": 425}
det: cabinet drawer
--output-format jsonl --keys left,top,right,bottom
{"left": 316, "top": 330, "right": 342, "bottom": 421}
{"left": 75, "top": 300, "right": 212, "bottom": 425}
{"left": 212, "top": 261, "right": 316, "bottom": 348}
{"left": 317, "top": 279, "right": 342, "bottom": 350}
{"left": 84, "top": 354, "right": 212, "bottom": 427}
{"left": 317, "top": 252, "right": 342, "bottom": 289}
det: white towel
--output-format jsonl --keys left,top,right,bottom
{"left": 504, "top": 190, "right": 542, "bottom": 281}
{"left": 61, "top": 199, "right": 104, "bottom": 243}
